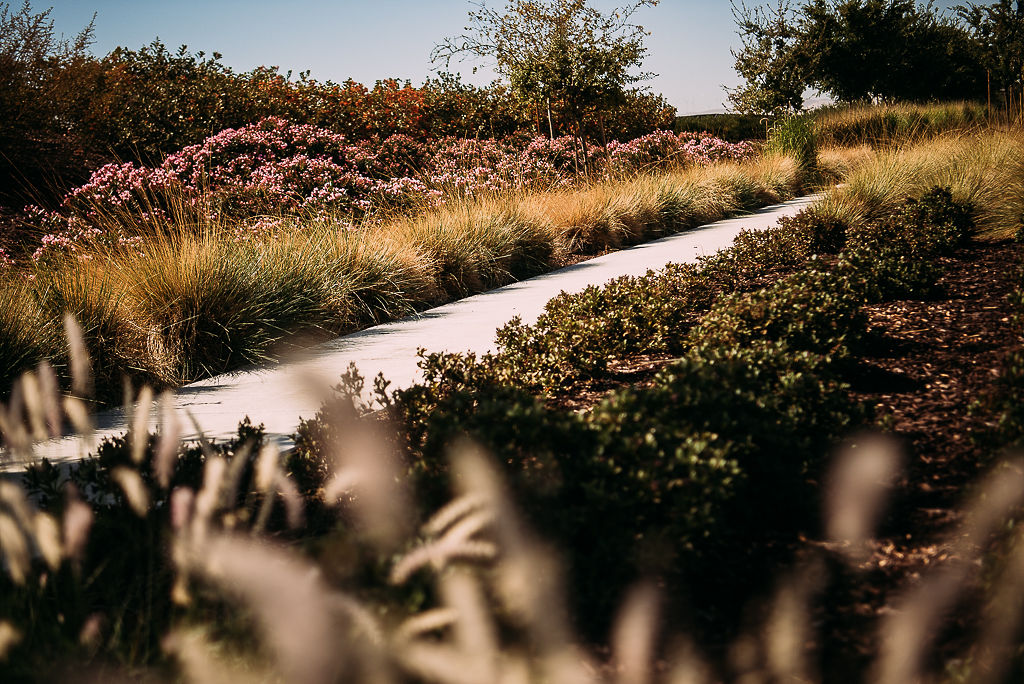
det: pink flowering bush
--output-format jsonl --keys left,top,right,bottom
{"left": 608, "top": 131, "right": 758, "bottom": 171}
{"left": 26, "top": 119, "right": 758, "bottom": 262}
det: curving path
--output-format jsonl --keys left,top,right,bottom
{"left": 18, "top": 193, "right": 821, "bottom": 467}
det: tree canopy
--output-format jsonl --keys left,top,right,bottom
{"left": 957, "top": 0, "right": 1024, "bottom": 101}
{"left": 729, "top": 0, "right": 986, "bottom": 114}
{"left": 433, "top": 0, "right": 660, "bottom": 136}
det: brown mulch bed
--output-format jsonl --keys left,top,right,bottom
{"left": 546, "top": 239, "right": 1024, "bottom": 678}
{"left": 814, "top": 240, "right": 1024, "bottom": 678}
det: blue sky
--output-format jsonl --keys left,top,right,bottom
{"left": 43, "top": 0, "right": 962, "bottom": 115}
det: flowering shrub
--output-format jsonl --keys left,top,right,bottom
{"left": 26, "top": 120, "right": 758, "bottom": 261}
{"left": 608, "top": 130, "right": 758, "bottom": 171}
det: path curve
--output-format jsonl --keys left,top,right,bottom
{"left": 19, "top": 193, "right": 821, "bottom": 466}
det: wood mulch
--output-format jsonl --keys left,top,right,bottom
{"left": 816, "top": 240, "right": 1024, "bottom": 679}
{"left": 547, "top": 239, "right": 1024, "bottom": 679}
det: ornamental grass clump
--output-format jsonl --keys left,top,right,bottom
{"left": 766, "top": 115, "right": 818, "bottom": 174}
{"left": 813, "top": 101, "right": 987, "bottom": 148}
{"left": 0, "top": 280, "right": 60, "bottom": 394}
{"left": 33, "top": 261, "right": 157, "bottom": 397}
{"left": 113, "top": 232, "right": 340, "bottom": 383}
{"left": 380, "top": 197, "right": 557, "bottom": 298}
{"left": 817, "top": 131, "right": 1024, "bottom": 239}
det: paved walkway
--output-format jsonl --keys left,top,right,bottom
{"left": 19, "top": 194, "right": 820, "bottom": 466}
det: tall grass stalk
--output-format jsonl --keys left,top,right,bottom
{"left": 0, "top": 279, "right": 59, "bottom": 394}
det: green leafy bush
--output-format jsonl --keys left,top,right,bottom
{"left": 689, "top": 266, "right": 868, "bottom": 358}
{"left": 340, "top": 337, "right": 865, "bottom": 634}
{"left": 837, "top": 246, "right": 943, "bottom": 303}
{"left": 847, "top": 186, "right": 972, "bottom": 256}
{"left": 489, "top": 187, "right": 972, "bottom": 393}
{"left": 493, "top": 267, "right": 704, "bottom": 389}
{"left": 490, "top": 217, "right": 837, "bottom": 392}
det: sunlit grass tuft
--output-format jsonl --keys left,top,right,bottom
{"left": 0, "top": 278, "right": 60, "bottom": 394}
{"left": 816, "top": 131, "right": 1024, "bottom": 239}
{"left": 32, "top": 260, "right": 155, "bottom": 399}
{"left": 378, "top": 195, "right": 559, "bottom": 298}
{"left": 814, "top": 101, "right": 988, "bottom": 148}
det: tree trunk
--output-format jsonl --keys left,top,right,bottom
{"left": 598, "top": 111, "right": 612, "bottom": 178}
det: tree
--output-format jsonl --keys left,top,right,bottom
{"left": 957, "top": 0, "right": 1024, "bottom": 108}
{"left": 728, "top": 1, "right": 808, "bottom": 115}
{"left": 0, "top": 1, "right": 99, "bottom": 203}
{"left": 433, "top": 0, "right": 659, "bottom": 142}
{"left": 729, "top": 0, "right": 985, "bottom": 114}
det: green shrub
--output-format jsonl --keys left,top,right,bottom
{"left": 591, "top": 343, "right": 864, "bottom": 515}
{"left": 689, "top": 266, "right": 868, "bottom": 358}
{"left": 481, "top": 186, "right": 972, "bottom": 397}
{"left": 493, "top": 267, "right": 705, "bottom": 389}
{"left": 846, "top": 186, "right": 972, "bottom": 256}
{"left": 336, "top": 338, "right": 866, "bottom": 636}
{"left": 490, "top": 216, "right": 842, "bottom": 392}
{"left": 837, "top": 246, "right": 944, "bottom": 303}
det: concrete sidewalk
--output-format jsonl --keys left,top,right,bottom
{"left": 18, "top": 193, "right": 820, "bottom": 466}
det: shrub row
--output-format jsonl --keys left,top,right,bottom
{"left": 472, "top": 187, "right": 968, "bottom": 393}
{"left": 282, "top": 186, "right": 975, "bottom": 632}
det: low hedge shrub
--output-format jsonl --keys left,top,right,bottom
{"left": 489, "top": 187, "right": 972, "bottom": 393}
{"left": 299, "top": 336, "right": 865, "bottom": 634}
{"left": 846, "top": 186, "right": 972, "bottom": 257}
{"left": 689, "top": 265, "right": 868, "bottom": 357}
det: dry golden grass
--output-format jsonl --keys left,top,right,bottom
{"left": 373, "top": 195, "right": 559, "bottom": 298}
{"left": 816, "top": 130, "right": 1024, "bottom": 239}
{"left": 814, "top": 101, "right": 989, "bottom": 148}
{"left": 817, "top": 144, "right": 876, "bottom": 183}
{"left": 518, "top": 154, "right": 802, "bottom": 254}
